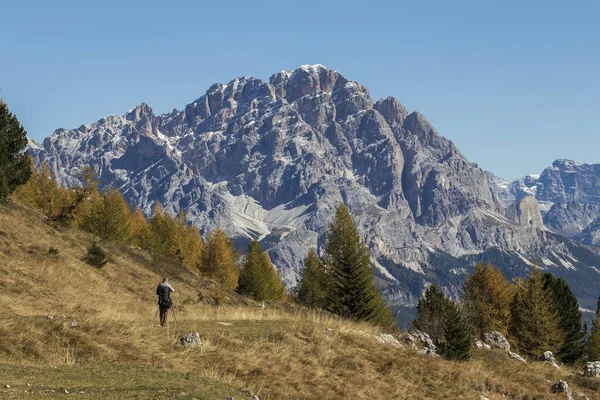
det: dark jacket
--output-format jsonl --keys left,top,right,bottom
{"left": 156, "top": 282, "right": 175, "bottom": 307}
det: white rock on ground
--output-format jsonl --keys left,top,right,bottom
{"left": 584, "top": 361, "right": 600, "bottom": 377}
{"left": 402, "top": 330, "right": 438, "bottom": 356}
{"left": 509, "top": 352, "right": 527, "bottom": 364}
{"left": 377, "top": 334, "right": 403, "bottom": 348}
{"left": 538, "top": 351, "right": 560, "bottom": 369}
{"left": 482, "top": 331, "right": 511, "bottom": 352}
{"left": 176, "top": 332, "right": 204, "bottom": 348}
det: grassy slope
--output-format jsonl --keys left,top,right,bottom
{"left": 0, "top": 201, "right": 598, "bottom": 400}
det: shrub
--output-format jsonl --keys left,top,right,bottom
{"left": 83, "top": 241, "right": 108, "bottom": 269}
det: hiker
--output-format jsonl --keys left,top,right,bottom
{"left": 156, "top": 277, "right": 175, "bottom": 326}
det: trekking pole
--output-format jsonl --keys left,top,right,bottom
{"left": 153, "top": 306, "right": 159, "bottom": 326}
{"left": 171, "top": 307, "right": 177, "bottom": 331}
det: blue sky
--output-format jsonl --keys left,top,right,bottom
{"left": 1, "top": 0, "right": 598, "bottom": 179}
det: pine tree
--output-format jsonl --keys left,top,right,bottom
{"left": 238, "top": 240, "right": 286, "bottom": 301}
{"left": 463, "top": 263, "right": 514, "bottom": 337}
{"left": 413, "top": 284, "right": 452, "bottom": 344}
{"left": 508, "top": 268, "right": 564, "bottom": 357}
{"left": 589, "top": 297, "right": 600, "bottom": 361}
{"left": 442, "top": 300, "right": 472, "bottom": 361}
{"left": 83, "top": 241, "right": 108, "bottom": 269}
{"left": 324, "top": 204, "right": 396, "bottom": 329}
{"left": 297, "top": 248, "right": 329, "bottom": 308}
{"left": 201, "top": 228, "right": 238, "bottom": 289}
{"left": 542, "top": 273, "right": 586, "bottom": 364}
{"left": 0, "top": 100, "right": 31, "bottom": 202}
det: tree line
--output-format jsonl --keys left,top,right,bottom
{"left": 11, "top": 161, "right": 287, "bottom": 300}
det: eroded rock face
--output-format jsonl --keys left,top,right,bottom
{"left": 489, "top": 160, "right": 600, "bottom": 249}
{"left": 28, "top": 65, "right": 600, "bottom": 325}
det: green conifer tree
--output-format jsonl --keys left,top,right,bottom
{"left": 83, "top": 241, "right": 108, "bottom": 269}
{"left": 589, "top": 297, "right": 600, "bottom": 361}
{"left": 238, "top": 240, "right": 286, "bottom": 301}
{"left": 297, "top": 248, "right": 329, "bottom": 308}
{"left": 542, "top": 273, "right": 586, "bottom": 364}
{"left": 442, "top": 300, "right": 472, "bottom": 361}
{"left": 0, "top": 100, "right": 31, "bottom": 202}
{"left": 508, "top": 268, "right": 563, "bottom": 357}
{"left": 324, "top": 204, "right": 396, "bottom": 329}
{"left": 413, "top": 284, "right": 452, "bottom": 344}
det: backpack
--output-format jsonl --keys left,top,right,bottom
{"left": 158, "top": 296, "right": 172, "bottom": 309}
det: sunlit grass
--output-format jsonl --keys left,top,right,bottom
{"left": 0, "top": 200, "right": 597, "bottom": 400}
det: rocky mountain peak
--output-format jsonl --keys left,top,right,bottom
{"left": 552, "top": 159, "right": 579, "bottom": 170}
{"left": 125, "top": 103, "right": 154, "bottom": 123}
{"left": 374, "top": 97, "right": 408, "bottom": 129}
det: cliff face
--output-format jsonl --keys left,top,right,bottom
{"left": 29, "top": 65, "right": 600, "bottom": 320}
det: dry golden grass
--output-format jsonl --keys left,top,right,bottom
{"left": 0, "top": 200, "right": 598, "bottom": 400}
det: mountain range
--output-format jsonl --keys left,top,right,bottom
{"left": 27, "top": 64, "right": 600, "bottom": 324}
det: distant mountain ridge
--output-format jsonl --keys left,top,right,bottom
{"left": 488, "top": 159, "right": 600, "bottom": 247}
{"left": 28, "top": 64, "right": 600, "bottom": 323}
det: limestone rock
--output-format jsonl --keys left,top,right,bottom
{"left": 402, "top": 330, "right": 437, "bottom": 356}
{"left": 509, "top": 352, "right": 527, "bottom": 364}
{"left": 516, "top": 195, "right": 544, "bottom": 228}
{"left": 176, "top": 332, "right": 204, "bottom": 349}
{"left": 538, "top": 351, "right": 559, "bottom": 368}
{"left": 243, "top": 390, "right": 260, "bottom": 400}
{"left": 377, "top": 333, "right": 402, "bottom": 348}
{"left": 551, "top": 380, "right": 569, "bottom": 394}
{"left": 584, "top": 361, "right": 600, "bottom": 378}
{"left": 483, "top": 332, "right": 510, "bottom": 352}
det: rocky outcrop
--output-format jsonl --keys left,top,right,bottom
{"left": 402, "top": 330, "right": 438, "bottom": 356}
{"left": 377, "top": 333, "right": 403, "bottom": 348}
{"left": 482, "top": 332, "right": 510, "bottom": 352}
{"left": 538, "top": 351, "right": 559, "bottom": 368}
{"left": 516, "top": 196, "right": 544, "bottom": 228}
{"left": 584, "top": 361, "right": 600, "bottom": 378}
